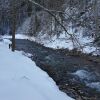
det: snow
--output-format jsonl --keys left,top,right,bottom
{"left": 72, "top": 70, "right": 90, "bottom": 80}
{"left": 35, "top": 31, "right": 99, "bottom": 55}
{"left": 3, "top": 38, "right": 12, "bottom": 44}
{"left": 36, "top": 32, "right": 73, "bottom": 50}
{"left": 2, "top": 32, "right": 100, "bottom": 55}
{"left": 3, "top": 34, "right": 29, "bottom": 40}
{"left": 0, "top": 40, "right": 74, "bottom": 100}
{"left": 2, "top": 17, "right": 99, "bottom": 55}
{"left": 83, "top": 46, "right": 96, "bottom": 54}
{"left": 87, "top": 82, "right": 100, "bottom": 92}
{"left": 72, "top": 69, "right": 100, "bottom": 91}
{"left": 3, "top": 32, "right": 100, "bottom": 55}
{"left": 72, "top": 69, "right": 97, "bottom": 82}
{"left": 22, "top": 52, "right": 33, "bottom": 58}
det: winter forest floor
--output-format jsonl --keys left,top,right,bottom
{"left": 14, "top": 39, "right": 100, "bottom": 100}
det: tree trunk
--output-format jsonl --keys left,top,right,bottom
{"left": 11, "top": 2, "right": 17, "bottom": 52}
{"left": 11, "top": 13, "right": 16, "bottom": 52}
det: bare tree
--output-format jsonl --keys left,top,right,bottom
{"left": 28, "top": 0, "right": 82, "bottom": 49}
{"left": 9, "top": 0, "right": 21, "bottom": 51}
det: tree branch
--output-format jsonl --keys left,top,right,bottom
{"left": 28, "top": 0, "right": 82, "bottom": 49}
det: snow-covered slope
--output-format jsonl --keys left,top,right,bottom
{"left": 0, "top": 40, "right": 74, "bottom": 100}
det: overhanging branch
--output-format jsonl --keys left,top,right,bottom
{"left": 28, "top": 0, "right": 82, "bottom": 49}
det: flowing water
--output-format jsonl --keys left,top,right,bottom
{"left": 15, "top": 39, "right": 100, "bottom": 100}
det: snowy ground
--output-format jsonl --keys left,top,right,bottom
{"left": 0, "top": 39, "right": 74, "bottom": 100}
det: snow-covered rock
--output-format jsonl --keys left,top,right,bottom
{"left": 87, "top": 82, "right": 100, "bottom": 92}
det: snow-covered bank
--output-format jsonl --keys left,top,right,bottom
{"left": 0, "top": 40, "right": 74, "bottom": 100}
{"left": 35, "top": 32, "right": 100, "bottom": 55}
{"left": 2, "top": 33, "right": 100, "bottom": 55}
{"left": 3, "top": 34, "right": 30, "bottom": 40}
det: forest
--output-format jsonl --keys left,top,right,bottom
{"left": 0, "top": 0, "right": 100, "bottom": 100}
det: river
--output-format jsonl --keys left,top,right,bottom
{"left": 15, "top": 39, "right": 100, "bottom": 100}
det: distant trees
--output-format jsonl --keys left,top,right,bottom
{"left": 32, "top": 0, "right": 100, "bottom": 47}
{"left": 0, "top": 0, "right": 100, "bottom": 50}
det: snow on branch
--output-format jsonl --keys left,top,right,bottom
{"left": 28, "top": 0, "right": 82, "bottom": 49}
